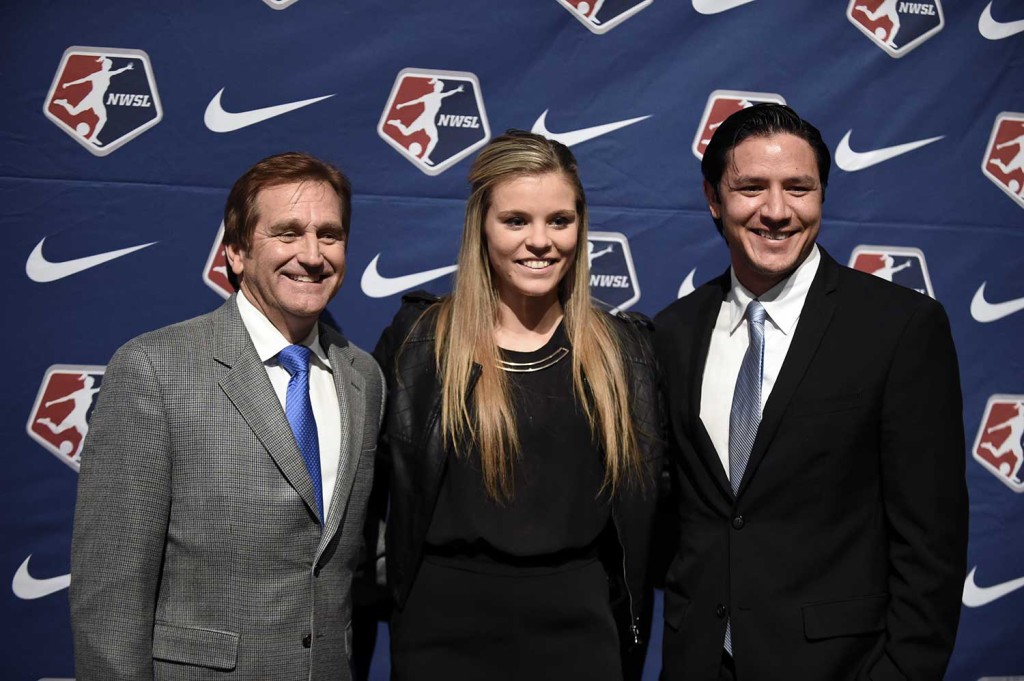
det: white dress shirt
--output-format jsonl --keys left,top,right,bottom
{"left": 700, "top": 245, "right": 820, "bottom": 481}
{"left": 236, "top": 291, "right": 342, "bottom": 518}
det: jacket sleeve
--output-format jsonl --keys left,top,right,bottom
{"left": 872, "top": 298, "right": 968, "bottom": 680}
{"left": 359, "top": 294, "right": 436, "bottom": 598}
{"left": 614, "top": 311, "right": 667, "bottom": 681}
{"left": 70, "top": 339, "right": 172, "bottom": 681}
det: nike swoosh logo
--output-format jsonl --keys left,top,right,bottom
{"left": 204, "top": 88, "right": 334, "bottom": 133}
{"left": 979, "top": 2, "right": 1024, "bottom": 40}
{"left": 971, "top": 282, "right": 1024, "bottom": 322}
{"left": 531, "top": 110, "right": 650, "bottom": 147}
{"left": 962, "top": 566, "right": 1024, "bottom": 607}
{"left": 692, "top": 0, "right": 756, "bottom": 15}
{"left": 12, "top": 556, "right": 70, "bottom": 600}
{"left": 677, "top": 268, "right": 697, "bottom": 298}
{"left": 26, "top": 237, "right": 157, "bottom": 283}
{"left": 360, "top": 254, "right": 457, "bottom": 299}
{"left": 835, "top": 130, "right": 944, "bottom": 171}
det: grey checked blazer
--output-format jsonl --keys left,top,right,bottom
{"left": 70, "top": 295, "right": 385, "bottom": 681}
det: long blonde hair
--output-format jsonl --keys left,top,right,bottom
{"left": 433, "top": 130, "right": 642, "bottom": 502}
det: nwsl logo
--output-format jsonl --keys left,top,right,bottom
{"left": 556, "top": 0, "right": 653, "bottom": 34}
{"left": 43, "top": 46, "right": 162, "bottom": 156}
{"left": 973, "top": 395, "right": 1024, "bottom": 493}
{"left": 692, "top": 90, "right": 786, "bottom": 160}
{"left": 847, "top": 0, "right": 944, "bottom": 58}
{"left": 378, "top": 69, "right": 490, "bottom": 176}
{"left": 982, "top": 112, "right": 1024, "bottom": 210}
{"left": 848, "top": 245, "right": 934, "bottom": 298}
{"left": 26, "top": 365, "right": 105, "bottom": 471}
{"left": 588, "top": 231, "right": 640, "bottom": 313}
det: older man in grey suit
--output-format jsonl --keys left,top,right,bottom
{"left": 70, "top": 152, "right": 385, "bottom": 680}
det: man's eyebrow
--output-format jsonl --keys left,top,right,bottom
{"left": 266, "top": 218, "right": 303, "bottom": 231}
{"left": 728, "top": 174, "right": 818, "bottom": 185}
{"left": 266, "top": 219, "right": 345, "bottom": 232}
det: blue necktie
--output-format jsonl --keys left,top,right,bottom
{"left": 278, "top": 344, "right": 324, "bottom": 525}
{"left": 724, "top": 300, "right": 766, "bottom": 655}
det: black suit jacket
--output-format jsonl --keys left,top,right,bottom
{"left": 653, "top": 248, "right": 968, "bottom": 681}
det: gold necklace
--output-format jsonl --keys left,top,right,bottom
{"left": 497, "top": 346, "right": 569, "bottom": 373}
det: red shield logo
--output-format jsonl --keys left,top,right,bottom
{"left": 692, "top": 90, "right": 787, "bottom": 160}
{"left": 973, "top": 395, "right": 1024, "bottom": 493}
{"left": 26, "top": 365, "right": 106, "bottom": 471}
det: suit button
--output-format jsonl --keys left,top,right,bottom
{"left": 302, "top": 633, "right": 312, "bottom": 648}
{"left": 716, "top": 604, "right": 727, "bottom": 618}
{"left": 732, "top": 516, "right": 745, "bottom": 529}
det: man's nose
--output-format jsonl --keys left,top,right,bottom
{"left": 760, "top": 187, "right": 791, "bottom": 225}
{"left": 296, "top": 232, "right": 324, "bottom": 265}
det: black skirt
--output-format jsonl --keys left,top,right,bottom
{"left": 390, "top": 554, "right": 622, "bottom": 681}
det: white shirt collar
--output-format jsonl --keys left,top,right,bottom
{"left": 727, "top": 244, "right": 820, "bottom": 336}
{"left": 235, "top": 290, "right": 331, "bottom": 370}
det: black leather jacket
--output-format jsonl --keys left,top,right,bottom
{"left": 372, "top": 292, "right": 664, "bottom": 669}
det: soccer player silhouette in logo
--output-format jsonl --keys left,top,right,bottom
{"left": 587, "top": 240, "right": 614, "bottom": 267}
{"left": 52, "top": 56, "right": 135, "bottom": 147}
{"left": 980, "top": 402, "right": 1024, "bottom": 483}
{"left": 574, "top": 0, "right": 606, "bottom": 24}
{"left": 855, "top": 0, "right": 902, "bottom": 48}
{"left": 989, "top": 133, "right": 1024, "bottom": 196}
{"left": 35, "top": 373, "right": 101, "bottom": 458}
{"left": 387, "top": 78, "right": 464, "bottom": 165}
{"left": 871, "top": 254, "right": 912, "bottom": 282}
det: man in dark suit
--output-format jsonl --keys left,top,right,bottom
{"left": 70, "top": 152, "right": 385, "bottom": 680}
{"left": 654, "top": 104, "right": 967, "bottom": 680}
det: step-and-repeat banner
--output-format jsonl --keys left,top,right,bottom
{"left": 2, "top": 2, "right": 1021, "bottom": 679}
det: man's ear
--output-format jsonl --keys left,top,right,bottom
{"left": 703, "top": 180, "right": 721, "bottom": 220}
{"left": 224, "top": 242, "right": 245, "bottom": 278}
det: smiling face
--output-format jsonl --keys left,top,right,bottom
{"left": 706, "top": 132, "right": 823, "bottom": 296}
{"left": 225, "top": 180, "right": 346, "bottom": 342}
{"left": 484, "top": 171, "right": 579, "bottom": 314}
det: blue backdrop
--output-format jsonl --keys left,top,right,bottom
{"left": 2, "top": 1, "right": 1022, "bottom": 678}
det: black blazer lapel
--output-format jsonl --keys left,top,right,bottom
{"left": 735, "top": 249, "right": 840, "bottom": 499}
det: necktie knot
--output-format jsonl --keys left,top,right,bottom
{"left": 278, "top": 344, "right": 312, "bottom": 377}
{"left": 746, "top": 300, "right": 767, "bottom": 328}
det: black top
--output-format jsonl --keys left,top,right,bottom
{"left": 425, "top": 322, "right": 611, "bottom": 559}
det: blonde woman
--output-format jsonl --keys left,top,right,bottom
{"left": 374, "top": 130, "right": 662, "bottom": 680}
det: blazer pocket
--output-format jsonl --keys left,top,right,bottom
{"left": 788, "top": 392, "right": 866, "bottom": 417}
{"left": 153, "top": 621, "right": 239, "bottom": 671}
{"left": 802, "top": 593, "right": 888, "bottom": 641}
{"left": 663, "top": 592, "right": 691, "bottom": 632}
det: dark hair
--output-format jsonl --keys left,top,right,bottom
{"left": 222, "top": 151, "right": 351, "bottom": 290}
{"left": 701, "top": 103, "right": 831, "bottom": 234}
